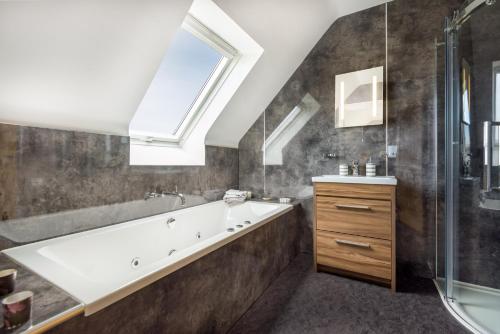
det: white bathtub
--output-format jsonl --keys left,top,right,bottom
{"left": 3, "top": 200, "right": 292, "bottom": 315}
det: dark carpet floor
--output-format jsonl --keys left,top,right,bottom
{"left": 228, "top": 254, "right": 469, "bottom": 334}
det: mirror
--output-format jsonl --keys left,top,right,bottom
{"left": 335, "top": 66, "right": 384, "bottom": 128}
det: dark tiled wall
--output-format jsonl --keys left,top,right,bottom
{"left": 238, "top": 113, "right": 265, "bottom": 196}
{"left": 239, "top": 0, "right": 461, "bottom": 278}
{"left": 0, "top": 123, "right": 238, "bottom": 221}
{"left": 48, "top": 207, "right": 300, "bottom": 334}
{"left": 264, "top": 4, "right": 388, "bottom": 192}
{"left": 240, "top": 5, "right": 387, "bottom": 254}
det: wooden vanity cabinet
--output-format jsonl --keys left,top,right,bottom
{"left": 313, "top": 182, "right": 396, "bottom": 291}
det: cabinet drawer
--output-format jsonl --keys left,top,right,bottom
{"left": 316, "top": 196, "right": 391, "bottom": 240}
{"left": 315, "top": 182, "right": 393, "bottom": 200}
{"left": 317, "top": 230, "right": 391, "bottom": 280}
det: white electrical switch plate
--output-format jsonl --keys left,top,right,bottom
{"left": 387, "top": 145, "right": 398, "bottom": 158}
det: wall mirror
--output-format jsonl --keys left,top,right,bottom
{"left": 335, "top": 66, "right": 384, "bottom": 128}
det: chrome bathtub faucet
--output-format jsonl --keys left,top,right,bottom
{"left": 162, "top": 185, "right": 186, "bottom": 206}
{"left": 144, "top": 191, "right": 161, "bottom": 200}
{"left": 144, "top": 186, "right": 186, "bottom": 206}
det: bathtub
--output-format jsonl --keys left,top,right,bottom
{"left": 3, "top": 200, "right": 292, "bottom": 315}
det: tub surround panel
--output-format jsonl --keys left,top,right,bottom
{"left": 0, "top": 254, "right": 83, "bottom": 334}
{"left": 47, "top": 207, "right": 300, "bottom": 334}
{"left": 0, "top": 195, "right": 207, "bottom": 245}
{"left": 4, "top": 201, "right": 293, "bottom": 315}
{"left": 0, "top": 124, "right": 238, "bottom": 245}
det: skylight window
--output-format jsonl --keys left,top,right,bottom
{"left": 129, "top": 15, "right": 237, "bottom": 142}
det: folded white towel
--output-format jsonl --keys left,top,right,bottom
{"left": 224, "top": 197, "right": 246, "bottom": 205}
{"left": 224, "top": 194, "right": 245, "bottom": 199}
{"left": 225, "top": 189, "right": 246, "bottom": 196}
{"left": 223, "top": 189, "right": 247, "bottom": 204}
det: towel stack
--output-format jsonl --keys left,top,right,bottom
{"left": 223, "top": 189, "right": 247, "bottom": 204}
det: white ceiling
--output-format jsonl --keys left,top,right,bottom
{"left": 0, "top": 0, "right": 388, "bottom": 147}
{"left": 0, "top": 0, "right": 192, "bottom": 135}
{"left": 206, "top": 0, "right": 389, "bottom": 148}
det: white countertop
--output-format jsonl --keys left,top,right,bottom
{"left": 312, "top": 175, "right": 397, "bottom": 185}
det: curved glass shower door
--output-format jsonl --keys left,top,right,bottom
{"left": 442, "top": 1, "right": 500, "bottom": 333}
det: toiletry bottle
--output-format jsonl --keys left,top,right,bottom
{"left": 351, "top": 160, "right": 359, "bottom": 176}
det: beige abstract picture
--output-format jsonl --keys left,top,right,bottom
{"left": 335, "top": 66, "right": 384, "bottom": 128}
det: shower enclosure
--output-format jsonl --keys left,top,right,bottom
{"left": 437, "top": 0, "right": 500, "bottom": 333}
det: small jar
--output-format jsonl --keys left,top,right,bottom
{"left": 339, "top": 164, "right": 349, "bottom": 176}
{"left": 3, "top": 291, "right": 33, "bottom": 329}
{"left": 366, "top": 162, "right": 376, "bottom": 177}
{"left": 0, "top": 269, "right": 17, "bottom": 296}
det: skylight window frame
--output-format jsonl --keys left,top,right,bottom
{"left": 131, "top": 14, "right": 239, "bottom": 146}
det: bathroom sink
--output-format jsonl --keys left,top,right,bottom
{"left": 311, "top": 175, "right": 397, "bottom": 185}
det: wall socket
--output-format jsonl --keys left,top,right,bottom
{"left": 387, "top": 145, "right": 398, "bottom": 158}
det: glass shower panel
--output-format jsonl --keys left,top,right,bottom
{"left": 444, "top": 1, "right": 500, "bottom": 333}
{"left": 435, "top": 35, "right": 447, "bottom": 292}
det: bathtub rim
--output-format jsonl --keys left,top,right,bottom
{"left": 3, "top": 200, "right": 294, "bottom": 316}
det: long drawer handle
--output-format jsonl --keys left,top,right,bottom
{"left": 335, "top": 239, "right": 371, "bottom": 249}
{"left": 335, "top": 204, "right": 371, "bottom": 211}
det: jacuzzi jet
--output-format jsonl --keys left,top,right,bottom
{"left": 227, "top": 228, "right": 235, "bottom": 232}
{"left": 196, "top": 232, "right": 201, "bottom": 239}
{"left": 244, "top": 221, "right": 251, "bottom": 225}
{"left": 131, "top": 257, "right": 140, "bottom": 269}
{"left": 236, "top": 224, "right": 243, "bottom": 228}
{"left": 168, "top": 249, "right": 176, "bottom": 256}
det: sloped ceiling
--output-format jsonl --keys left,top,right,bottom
{"left": 0, "top": 0, "right": 192, "bottom": 135}
{"left": 0, "top": 0, "right": 389, "bottom": 145}
{"left": 206, "top": 0, "right": 390, "bottom": 147}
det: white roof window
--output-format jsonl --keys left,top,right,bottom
{"left": 129, "top": 15, "right": 237, "bottom": 144}
{"left": 129, "top": 0, "right": 263, "bottom": 166}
